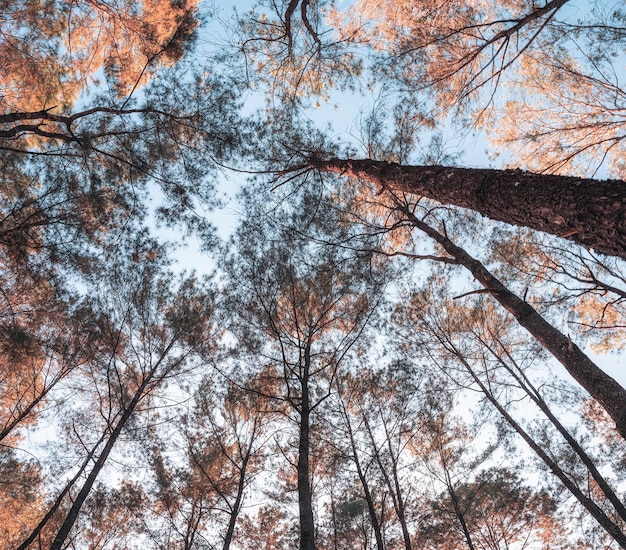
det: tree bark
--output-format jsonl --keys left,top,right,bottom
{"left": 436, "top": 441, "right": 476, "bottom": 550}
{"left": 310, "top": 158, "right": 626, "bottom": 260}
{"left": 49, "top": 376, "right": 152, "bottom": 550}
{"left": 222, "top": 450, "right": 251, "bottom": 550}
{"left": 401, "top": 208, "right": 626, "bottom": 440}
{"left": 444, "top": 344, "right": 626, "bottom": 548}
{"left": 16, "top": 431, "right": 108, "bottom": 550}
{"left": 380, "top": 416, "right": 412, "bottom": 550}
{"left": 298, "top": 344, "right": 316, "bottom": 550}
{"left": 482, "top": 336, "right": 626, "bottom": 523}
{"left": 48, "top": 339, "right": 179, "bottom": 550}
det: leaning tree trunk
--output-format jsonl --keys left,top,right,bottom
{"left": 309, "top": 157, "right": 626, "bottom": 260}
{"left": 222, "top": 448, "right": 252, "bottom": 550}
{"left": 48, "top": 340, "right": 181, "bottom": 550}
{"left": 399, "top": 206, "right": 626, "bottom": 440}
{"left": 446, "top": 346, "right": 626, "bottom": 548}
{"left": 339, "top": 392, "right": 385, "bottom": 550}
{"left": 48, "top": 373, "right": 154, "bottom": 550}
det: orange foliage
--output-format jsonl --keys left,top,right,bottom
{"left": 573, "top": 293, "right": 626, "bottom": 354}
{"left": 330, "top": 0, "right": 626, "bottom": 176}
{"left": 0, "top": 452, "right": 45, "bottom": 550}
{"left": 0, "top": 0, "right": 199, "bottom": 114}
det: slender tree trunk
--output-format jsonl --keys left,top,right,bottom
{"left": 49, "top": 375, "right": 152, "bottom": 550}
{"left": 362, "top": 415, "right": 411, "bottom": 550}
{"left": 222, "top": 452, "right": 251, "bottom": 550}
{"left": 440, "top": 457, "right": 476, "bottom": 550}
{"left": 483, "top": 336, "right": 626, "bottom": 523}
{"left": 442, "top": 343, "right": 626, "bottom": 548}
{"left": 310, "top": 157, "right": 626, "bottom": 260}
{"left": 16, "top": 430, "right": 108, "bottom": 550}
{"left": 352, "top": 442, "right": 385, "bottom": 550}
{"left": 380, "top": 414, "right": 412, "bottom": 550}
{"left": 47, "top": 338, "right": 180, "bottom": 550}
{"left": 399, "top": 207, "right": 626, "bottom": 440}
{"left": 339, "top": 393, "right": 385, "bottom": 550}
{"left": 298, "top": 344, "right": 316, "bottom": 550}
{"left": 447, "top": 483, "right": 476, "bottom": 550}
{"left": 183, "top": 499, "right": 203, "bottom": 550}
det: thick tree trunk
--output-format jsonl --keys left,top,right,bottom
{"left": 310, "top": 158, "right": 626, "bottom": 260}
{"left": 298, "top": 345, "right": 316, "bottom": 550}
{"left": 402, "top": 208, "right": 626, "bottom": 440}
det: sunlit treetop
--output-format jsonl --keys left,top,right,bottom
{"left": 238, "top": 0, "right": 363, "bottom": 102}
{"left": 237, "top": 0, "right": 626, "bottom": 177}
{"left": 0, "top": 0, "right": 200, "bottom": 114}
{"left": 333, "top": 0, "right": 626, "bottom": 176}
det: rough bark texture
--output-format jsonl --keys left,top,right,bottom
{"left": 311, "top": 158, "right": 626, "bottom": 260}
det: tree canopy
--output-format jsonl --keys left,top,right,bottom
{"left": 2, "top": 1, "right": 626, "bottom": 549}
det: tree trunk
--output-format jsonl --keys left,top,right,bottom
{"left": 222, "top": 452, "right": 250, "bottom": 550}
{"left": 401, "top": 208, "right": 626, "bottom": 440}
{"left": 310, "top": 158, "right": 626, "bottom": 260}
{"left": 444, "top": 344, "right": 626, "bottom": 548}
{"left": 16, "top": 431, "right": 108, "bottom": 550}
{"left": 380, "top": 415, "right": 412, "bottom": 550}
{"left": 441, "top": 463, "right": 476, "bottom": 550}
{"left": 49, "top": 376, "right": 151, "bottom": 550}
{"left": 483, "top": 336, "right": 626, "bottom": 523}
{"left": 298, "top": 344, "right": 316, "bottom": 550}
{"left": 339, "top": 393, "right": 385, "bottom": 550}
{"left": 363, "top": 415, "right": 412, "bottom": 550}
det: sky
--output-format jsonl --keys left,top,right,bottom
{"left": 161, "top": 0, "right": 626, "bottom": 393}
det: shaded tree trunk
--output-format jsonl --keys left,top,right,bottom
{"left": 338, "top": 390, "right": 385, "bottom": 550}
{"left": 298, "top": 344, "right": 316, "bottom": 550}
{"left": 363, "top": 415, "right": 412, "bottom": 550}
{"left": 223, "top": 450, "right": 251, "bottom": 550}
{"left": 49, "top": 374, "right": 154, "bottom": 550}
{"left": 441, "top": 343, "right": 626, "bottom": 548}
{"left": 353, "top": 458, "right": 384, "bottom": 550}
{"left": 48, "top": 338, "right": 181, "bottom": 550}
{"left": 16, "top": 431, "right": 108, "bottom": 550}
{"left": 481, "top": 334, "right": 626, "bottom": 523}
{"left": 310, "top": 157, "right": 626, "bottom": 260}
{"left": 394, "top": 205, "right": 626, "bottom": 441}
{"left": 441, "top": 461, "right": 476, "bottom": 550}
